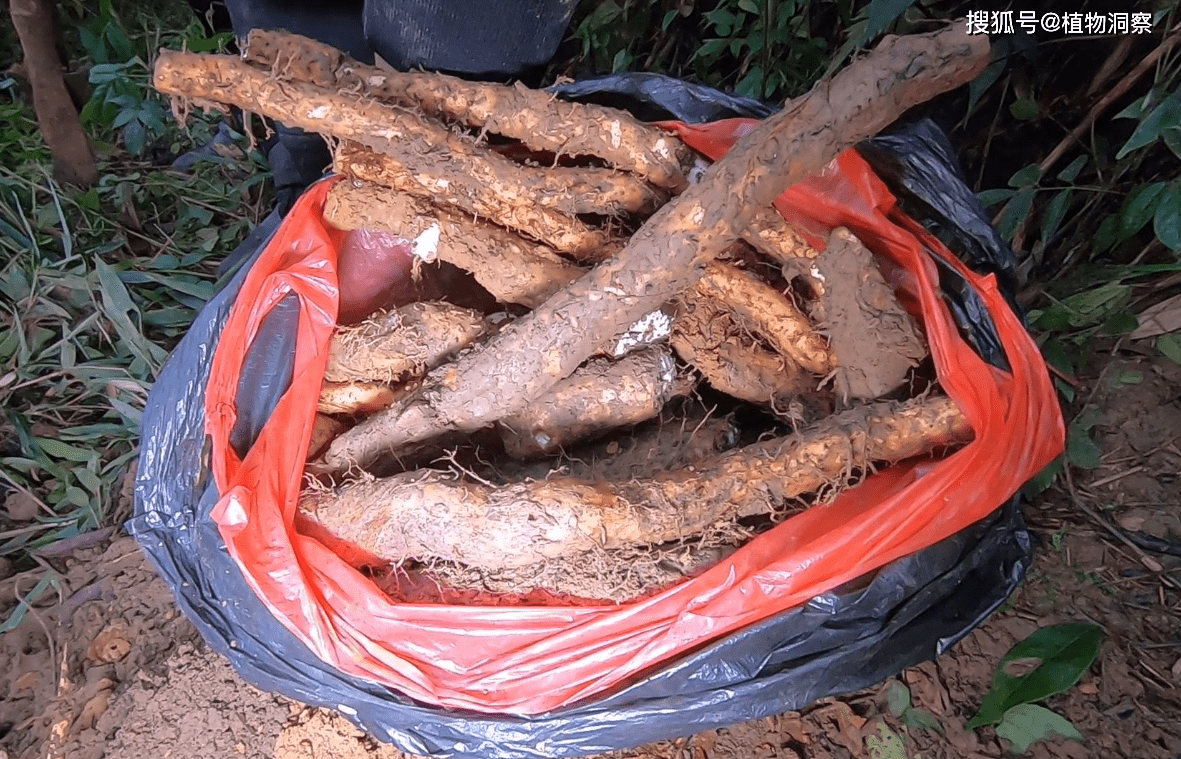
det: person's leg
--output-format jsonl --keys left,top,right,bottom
{"left": 216, "top": 0, "right": 578, "bottom": 212}
{"left": 225, "top": 0, "right": 370, "bottom": 61}
{"left": 222, "top": 0, "right": 369, "bottom": 213}
{"left": 363, "top": 0, "right": 577, "bottom": 83}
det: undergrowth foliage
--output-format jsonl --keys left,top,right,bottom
{"left": 566, "top": 0, "right": 863, "bottom": 100}
{"left": 78, "top": 0, "right": 233, "bottom": 156}
{"left": 0, "top": 1, "right": 268, "bottom": 627}
{"left": 961, "top": 0, "right": 1181, "bottom": 492}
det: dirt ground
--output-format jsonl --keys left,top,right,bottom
{"left": 1, "top": 350, "right": 1178, "bottom": 759}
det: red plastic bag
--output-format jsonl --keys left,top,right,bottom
{"left": 205, "top": 123, "right": 1063, "bottom": 715}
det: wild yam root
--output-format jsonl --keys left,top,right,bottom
{"left": 814, "top": 228, "right": 928, "bottom": 401}
{"left": 318, "top": 300, "right": 489, "bottom": 416}
{"left": 317, "top": 382, "right": 400, "bottom": 416}
{"left": 742, "top": 207, "right": 827, "bottom": 297}
{"left": 498, "top": 347, "right": 694, "bottom": 458}
{"left": 741, "top": 206, "right": 819, "bottom": 263}
{"left": 695, "top": 261, "right": 833, "bottom": 375}
{"left": 242, "top": 28, "right": 693, "bottom": 192}
{"left": 158, "top": 27, "right": 992, "bottom": 603}
{"left": 301, "top": 395, "right": 973, "bottom": 570}
{"left": 426, "top": 539, "right": 741, "bottom": 604}
{"left": 332, "top": 142, "right": 621, "bottom": 262}
{"left": 152, "top": 51, "right": 626, "bottom": 259}
{"left": 324, "top": 180, "right": 583, "bottom": 308}
{"left": 326, "top": 302, "right": 490, "bottom": 384}
{"left": 670, "top": 289, "right": 811, "bottom": 405}
{"left": 307, "top": 414, "right": 347, "bottom": 460}
{"left": 557, "top": 416, "right": 741, "bottom": 483}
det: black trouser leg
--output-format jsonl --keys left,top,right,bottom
{"left": 219, "top": 0, "right": 576, "bottom": 212}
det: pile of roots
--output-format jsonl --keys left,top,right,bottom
{"left": 154, "top": 27, "right": 988, "bottom": 602}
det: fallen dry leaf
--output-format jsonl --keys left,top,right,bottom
{"left": 14, "top": 671, "right": 41, "bottom": 692}
{"left": 812, "top": 703, "right": 865, "bottom": 755}
{"left": 86, "top": 621, "right": 132, "bottom": 663}
{"left": 1129, "top": 292, "right": 1181, "bottom": 339}
{"left": 3, "top": 490, "right": 41, "bottom": 522}
{"left": 1117, "top": 511, "right": 1148, "bottom": 532}
{"left": 780, "top": 713, "right": 807, "bottom": 745}
{"left": 905, "top": 662, "right": 950, "bottom": 716}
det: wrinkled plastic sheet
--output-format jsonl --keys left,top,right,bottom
{"left": 130, "top": 88, "right": 1060, "bottom": 754}
{"left": 133, "top": 439, "right": 1027, "bottom": 756}
{"left": 549, "top": 72, "right": 774, "bottom": 123}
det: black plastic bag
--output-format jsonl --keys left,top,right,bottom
{"left": 130, "top": 81, "right": 1034, "bottom": 757}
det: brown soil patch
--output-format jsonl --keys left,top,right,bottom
{"left": 0, "top": 536, "right": 292, "bottom": 759}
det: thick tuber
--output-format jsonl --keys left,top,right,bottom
{"left": 670, "top": 289, "right": 811, "bottom": 404}
{"left": 499, "top": 347, "right": 694, "bottom": 458}
{"left": 814, "top": 228, "right": 928, "bottom": 401}
{"left": 332, "top": 142, "right": 621, "bottom": 261}
{"left": 326, "top": 302, "right": 491, "bottom": 384}
{"left": 243, "top": 28, "right": 693, "bottom": 192}
{"left": 302, "top": 395, "right": 973, "bottom": 570}
{"left": 324, "top": 181, "right": 583, "bottom": 308}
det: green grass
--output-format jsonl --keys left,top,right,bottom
{"left": 0, "top": 0, "right": 270, "bottom": 625}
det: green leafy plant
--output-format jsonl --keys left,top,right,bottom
{"left": 75, "top": 0, "right": 230, "bottom": 156}
{"left": 84, "top": 60, "right": 168, "bottom": 157}
{"left": 691, "top": 0, "right": 834, "bottom": 99}
{"left": 1115, "top": 87, "right": 1181, "bottom": 161}
{"left": 866, "top": 722, "right": 916, "bottom": 759}
{"left": 1, "top": 3, "right": 269, "bottom": 624}
{"left": 1017, "top": 255, "right": 1181, "bottom": 494}
{"left": 968, "top": 623, "right": 1103, "bottom": 754}
{"left": 0, "top": 566, "right": 62, "bottom": 634}
{"left": 1159, "top": 332, "right": 1181, "bottom": 363}
{"left": 977, "top": 83, "right": 1181, "bottom": 266}
{"left": 0, "top": 82, "right": 52, "bottom": 171}
{"left": 859, "top": 0, "right": 918, "bottom": 44}
{"left": 884, "top": 680, "right": 943, "bottom": 733}
{"left": 1063, "top": 405, "right": 1103, "bottom": 470}
{"left": 568, "top": 0, "right": 865, "bottom": 102}
{"left": 572, "top": 0, "right": 659, "bottom": 75}
{"left": 969, "top": 6, "right": 1181, "bottom": 407}
{"left": 77, "top": 0, "right": 171, "bottom": 156}
{"left": 1091, "top": 175, "right": 1181, "bottom": 259}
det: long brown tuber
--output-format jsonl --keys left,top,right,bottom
{"left": 324, "top": 181, "right": 584, "bottom": 307}
{"left": 332, "top": 142, "right": 621, "bottom": 262}
{"left": 243, "top": 28, "right": 692, "bottom": 192}
{"left": 814, "top": 228, "right": 928, "bottom": 401}
{"left": 317, "top": 381, "right": 400, "bottom": 416}
{"left": 152, "top": 51, "right": 622, "bottom": 259}
{"left": 498, "top": 347, "right": 694, "bottom": 458}
{"left": 695, "top": 261, "right": 833, "bottom": 375}
{"left": 326, "top": 302, "right": 490, "bottom": 384}
{"left": 307, "top": 413, "right": 348, "bottom": 460}
{"left": 741, "top": 207, "right": 819, "bottom": 263}
{"left": 302, "top": 395, "right": 973, "bottom": 570}
{"left": 670, "top": 290, "right": 812, "bottom": 404}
